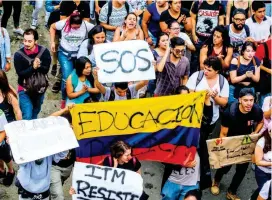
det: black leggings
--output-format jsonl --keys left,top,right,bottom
{"left": 1, "top": 1, "right": 22, "bottom": 28}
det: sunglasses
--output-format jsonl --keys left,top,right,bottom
{"left": 174, "top": 49, "right": 186, "bottom": 55}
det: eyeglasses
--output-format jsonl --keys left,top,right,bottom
{"left": 174, "top": 49, "right": 185, "bottom": 54}
{"left": 233, "top": 18, "right": 246, "bottom": 23}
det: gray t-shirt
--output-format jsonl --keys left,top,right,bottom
{"left": 228, "top": 24, "right": 247, "bottom": 55}
{"left": 99, "top": 3, "right": 132, "bottom": 42}
{"left": 104, "top": 84, "right": 139, "bottom": 101}
{"left": 168, "top": 153, "right": 200, "bottom": 186}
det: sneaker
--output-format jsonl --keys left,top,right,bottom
{"left": 30, "top": 19, "right": 38, "bottom": 29}
{"left": 13, "top": 28, "right": 24, "bottom": 36}
{"left": 210, "top": 180, "right": 220, "bottom": 195}
{"left": 51, "top": 80, "right": 61, "bottom": 93}
{"left": 51, "top": 64, "right": 57, "bottom": 76}
{"left": 226, "top": 191, "right": 241, "bottom": 200}
{"left": 60, "top": 100, "right": 66, "bottom": 109}
{"left": 0, "top": 170, "right": 6, "bottom": 179}
{"left": 3, "top": 171, "right": 15, "bottom": 186}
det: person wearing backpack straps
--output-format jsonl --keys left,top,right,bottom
{"left": 92, "top": 67, "right": 148, "bottom": 102}
{"left": 228, "top": 41, "right": 261, "bottom": 105}
{"left": 14, "top": 29, "right": 51, "bottom": 120}
{"left": 99, "top": 0, "right": 133, "bottom": 42}
{"left": 50, "top": 11, "right": 94, "bottom": 109}
{"left": 0, "top": 26, "right": 12, "bottom": 72}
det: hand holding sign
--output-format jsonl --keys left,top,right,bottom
{"left": 93, "top": 40, "right": 155, "bottom": 83}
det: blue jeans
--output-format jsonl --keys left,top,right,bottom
{"left": 266, "top": 3, "right": 272, "bottom": 17}
{"left": 19, "top": 91, "right": 44, "bottom": 120}
{"left": 259, "top": 93, "right": 271, "bottom": 108}
{"left": 58, "top": 51, "right": 76, "bottom": 100}
{"left": 161, "top": 180, "right": 199, "bottom": 200}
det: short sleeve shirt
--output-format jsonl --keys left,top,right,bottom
{"left": 60, "top": 1, "right": 90, "bottom": 19}
{"left": 55, "top": 20, "right": 94, "bottom": 54}
{"left": 191, "top": 1, "right": 225, "bottom": 40}
{"left": 104, "top": 84, "right": 139, "bottom": 101}
{"left": 256, "top": 137, "right": 272, "bottom": 174}
{"left": 160, "top": 8, "right": 190, "bottom": 32}
{"left": 99, "top": 3, "right": 133, "bottom": 41}
{"left": 186, "top": 71, "right": 229, "bottom": 124}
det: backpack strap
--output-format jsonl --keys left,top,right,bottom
{"left": 126, "top": 87, "right": 132, "bottom": 99}
{"left": 16, "top": 50, "right": 33, "bottom": 66}
{"left": 83, "top": 21, "right": 88, "bottom": 39}
{"left": 36, "top": 46, "right": 46, "bottom": 59}
{"left": 87, "top": 39, "right": 93, "bottom": 55}
{"left": 71, "top": 70, "right": 78, "bottom": 89}
{"left": 218, "top": 74, "right": 225, "bottom": 92}
{"left": 195, "top": 71, "right": 204, "bottom": 91}
{"left": 107, "top": 1, "right": 113, "bottom": 24}
{"left": 108, "top": 87, "right": 115, "bottom": 101}
{"left": 244, "top": 25, "right": 250, "bottom": 37}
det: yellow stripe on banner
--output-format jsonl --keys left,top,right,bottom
{"left": 71, "top": 91, "right": 206, "bottom": 140}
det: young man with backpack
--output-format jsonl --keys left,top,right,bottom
{"left": 211, "top": 88, "right": 264, "bottom": 200}
{"left": 226, "top": 8, "right": 254, "bottom": 58}
{"left": 99, "top": 0, "right": 133, "bottom": 42}
{"left": 14, "top": 29, "right": 51, "bottom": 120}
{"left": 92, "top": 67, "right": 148, "bottom": 102}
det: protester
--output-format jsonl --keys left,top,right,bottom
{"left": 45, "top": 0, "right": 61, "bottom": 26}
{"left": 0, "top": 25, "right": 12, "bottom": 72}
{"left": 226, "top": 8, "right": 253, "bottom": 58}
{"left": 50, "top": 11, "right": 94, "bottom": 108}
{"left": 226, "top": 0, "right": 251, "bottom": 25}
{"left": 142, "top": 0, "right": 168, "bottom": 47}
{"left": 30, "top": 0, "right": 44, "bottom": 29}
{"left": 251, "top": 122, "right": 272, "bottom": 200}
{"left": 255, "top": 30, "right": 272, "bottom": 107}
{"left": 229, "top": 41, "right": 261, "bottom": 104}
{"left": 49, "top": 105, "right": 76, "bottom": 200}
{"left": 160, "top": 0, "right": 191, "bottom": 33}
{"left": 99, "top": 0, "right": 133, "bottom": 42}
{"left": 155, "top": 37, "right": 190, "bottom": 96}
{"left": 77, "top": 25, "right": 106, "bottom": 68}
{"left": 259, "top": 96, "right": 272, "bottom": 135}
{"left": 93, "top": 67, "right": 148, "bottom": 101}
{"left": 59, "top": 0, "right": 90, "bottom": 21}
{"left": 199, "top": 25, "right": 233, "bottom": 72}
{"left": 113, "top": 12, "right": 144, "bottom": 42}
{"left": 66, "top": 57, "right": 99, "bottom": 105}
{"left": 1, "top": 1, "right": 24, "bottom": 35}
{"left": 246, "top": 1, "right": 272, "bottom": 44}
{"left": 190, "top": 0, "right": 225, "bottom": 74}
{"left": 211, "top": 88, "right": 264, "bottom": 200}
{"left": 14, "top": 29, "right": 51, "bottom": 120}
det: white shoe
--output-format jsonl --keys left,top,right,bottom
{"left": 13, "top": 28, "right": 24, "bottom": 35}
{"left": 30, "top": 19, "right": 38, "bottom": 29}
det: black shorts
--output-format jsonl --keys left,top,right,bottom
{"left": 0, "top": 142, "right": 12, "bottom": 163}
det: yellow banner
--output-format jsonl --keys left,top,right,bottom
{"left": 71, "top": 91, "right": 206, "bottom": 140}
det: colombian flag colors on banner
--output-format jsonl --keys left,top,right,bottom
{"left": 71, "top": 91, "right": 206, "bottom": 165}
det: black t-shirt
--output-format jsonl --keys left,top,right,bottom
{"left": 103, "top": 156, "right": 141, "bottom": 172}
{"left": 221, "top": 102, "right": 263, "bottom": 137}
{"left": 60, "top": 1, "right": 90, "bottom": 18}
{"left": 160, "top": 8, "right": 190, "bottom": 32}
{"left": 191, "top": 1, "right": 225, "bottom": 40}
{"left": 53, "top": 149, "right": 76, "bottom": 168}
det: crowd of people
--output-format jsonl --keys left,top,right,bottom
{"left": 0, "top": 0, "right": 271, "bottom": 200}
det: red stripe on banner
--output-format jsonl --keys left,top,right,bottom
{"left": 76, "top": 143, "right": 197, "bottom": 166}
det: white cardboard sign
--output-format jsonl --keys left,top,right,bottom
{"left": 4, "top": 116, "right": 79, "bottom": 164}
{"left": 72, "top": 162, "right": 143, "bottom": 200}
{"left": 94, "top": 40, "right": 155, "bottom": 83}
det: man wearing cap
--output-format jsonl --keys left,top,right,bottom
{"left": 226, "top": 8, "right": 254, "bottom": 57}
{"left": 210, "top": 88, "right": 264, "bottom": 200}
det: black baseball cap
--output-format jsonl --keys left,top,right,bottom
{"left": 233, "top": 8, "right": 246, "bottom": 17}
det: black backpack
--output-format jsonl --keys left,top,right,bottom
{"left": 107, "top": 1, "right": 130, "bottom": 24}
{"left": 16, "top": 47, "right": 49, "bottom": 97}
{"left": 108, "top": 87, "right": 132, "bottom": 101}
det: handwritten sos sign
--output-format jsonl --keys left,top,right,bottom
{"left": 93, "top": 40, "right": 155, "bottom": 83}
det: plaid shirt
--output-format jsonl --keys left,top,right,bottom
{"left": 154, "top": 55, "right": 190, "bottom": 96}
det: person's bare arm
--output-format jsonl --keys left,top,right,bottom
{"left": 113, "top": 27, "right": 122, "bottom": 42}
{"left": 137, "top": 28, "right": 144, "bottom": 40}
{"left": 135, "top": 80, "right": 149, "bottom": 91}
{"left": 260, "top": 65, "right": 272, "bottom": 74}
{"left": 181, "top": 75, "right": 188, "bottom": 86}
{"left": 51, "top": 104, "right": 74, "bottom": 117}
{"left": 255, "top": 144, "right": 272, "bottom": 167}
{"left": 226, "top": 1, "right": 232, "bottom": 25}
{"left": 93, "top": 68, "right": 106, "bottom": 95}
{"left": 159, "top": 21, "right": 168, "bottom": 33}
{"left": 263, "top": 108, "right": 272, "bottom": 119}
{"left": 157, "top": 45, "right": 170, "bottom": 72}
{"left": 9, "top": 94, "right": 22, "bottom": 120}
{"left": 142, "top": 10, "right": 151, "bottom": 40}
{"left": 50, "top": 23, "right": 57, "bottom": 52}
{"left": 95, "top": 0, "right": 101, "bottom": 14}
{"left": 221, "top": 47, "right": 233, "bottom": 69}
{"left": 0, "top": 131, "right": 6, "bottom": 143}
{"left": 251, "top": 65, "right": 260, "bottom": 82}
{"left": 219, "top": 15, "right": 225, "bottom": 25}
{"left": 183, "top": 17, "right": 192, "bottom": 32}
{"left": 229, "top": 58, "right": 247, "bottom": 84}
{"left": 199, "top": 46, "right": 208, "bottom": 70}
{"left": 190, "top": 10, "right": 198, "bottom": 43}
{"left": 66, "top": 76, "right": 88, "bottom": 99}
{"left": 213, "top": 96, "right": 228, "bottom": 107}
{"left": 219, "top": 125, "right": 229, "bottom": 138}
{"left": 146, "top": 0, "right": 153, "bottom": 5}
{"left": 254, "top": 119, "right": 264, "bottom": 133}
{"left": 100, "top": 22, "right": 117, "bottom": 31}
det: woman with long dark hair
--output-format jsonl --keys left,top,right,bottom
{"left": 200, "top": 25, "right": 233, "bottom": 71}
{"left": 77, "top": 25, "right": 107, "bottom": 68}
{"left": 50, "top": 11, "right": 94, "bottom": 108}
{"left": 228, "top": 41, "right": 261, "bottom": 104}
{"left": 66, "top": 57, "right": 99, "bottom": 104}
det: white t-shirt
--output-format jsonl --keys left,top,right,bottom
{"left": 257, "top": 137, "right": 272, "bottom": 174}
{"left": 259, "top": 180, "right": 271, "bottom": 200}
{"left": 186, "top": 72, "right": 229, "bottom": 124}
{"left": 104, "top": 84, "right": 139, "bottom": 101}
{"left": 55, "top": 19, "right": 94, "bottom": 54}
{"left": 168, "top": 153, "right": 200, "bottom": 186}
{"left": 260, "top": 96, "right": 272, "bottom": 134}
{"left": 246, "top": 16, "right": 272, "bottom": 42}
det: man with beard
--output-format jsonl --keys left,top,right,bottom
{"left": 210, "top": 88, "right": 264, "bottom": 200}
{"left": 154, "top": 37, "right": 190, "bottom": 96}
{"left": 226, "top": 8, "right": 254, "bottom": 57}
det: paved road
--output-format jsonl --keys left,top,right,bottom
{"left": 0, "top": 3, "right": 257, "bottom": 200}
